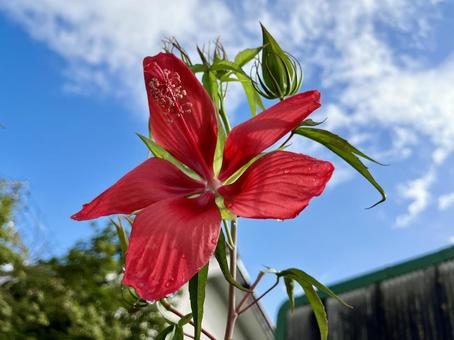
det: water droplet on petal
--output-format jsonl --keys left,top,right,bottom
{"left": 165, "top": 277, "right": 175, "bottom": 288}
{"left": 146, "top": 299, "right": 156, "bottom": 305}
{"left": 276, "top": 219, "right": 284, "bottom": 222}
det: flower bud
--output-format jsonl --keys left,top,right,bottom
{"left": 252, "top": 24, "right": 303, "bottom": 100}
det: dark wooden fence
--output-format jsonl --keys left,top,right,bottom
{"left": 276, "top": 246, "right": 454, "bottom": 340}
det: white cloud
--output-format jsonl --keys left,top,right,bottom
{"left": 395, "top": 169, "right": 435, "bottom": 228}
{"left": 1, "top": 0, "right": 453, "bottom": 225}
{"left": 438, "top": 192, "right": 454, "bottom": 211}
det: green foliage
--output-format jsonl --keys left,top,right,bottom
{"left": 252, "top": 24, "right": 303, "bottom": 100}
{"left": 294, "top": 127, "right": 386, "bottom": 207}
{"left": 0, "top": 179, "right": 167, "bottom": 339}
{"left": 278, "top": 268, "right": 352, "bottom": 340}
{"left": 213, "top": 231, "right": 250, "bottom": 292}
{"left": 188, "top": 265, "right": 208, "bottom": 340}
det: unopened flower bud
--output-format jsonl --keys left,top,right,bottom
{"left": 252, "top": 24, "right": 303, "bottom": 100}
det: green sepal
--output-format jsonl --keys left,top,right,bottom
{"left": 260, "top": 23, "right": 300, "bottom": 98}
{"left": 137, "top": 133, "right": 202, "bottom": 182}
{"left": 110, "top": 217, "right": 129, "bottom": 257}
{"left": 189, "top": 264, "right": 208, "bottom": 340}
{"left": 214, "top": 230, "right": 251, "bottom": 292}
{"left": 215, "top": 194, "right": 236, "bottom": 220}
{"left": 294, "top": 127, "right": 386, "bottom": 208}
{"left": 234, "top": 47, "right": 262, "bottom": 67}
{"left": 213, "top": 119, "right": 226, "bottom": 177}
{"left": 222, "top": 152, "right": 266, "bottom": 186}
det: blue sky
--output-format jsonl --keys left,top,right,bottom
{"left": 2, "top": 0, "right": 454, "bottom": 323}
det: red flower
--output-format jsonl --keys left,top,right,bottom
{"left": 72, "top": 53, "right": 334, "bottom": 301}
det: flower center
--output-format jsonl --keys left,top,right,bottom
{"left": 206, "top": 177, "right": 222, "bottom": 193}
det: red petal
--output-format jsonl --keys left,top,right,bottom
{"left": 144, "top": 53, "right": 217, "bottom": 180}
{"left": 123, "top": 192, "right": 221, "bottom": 300}
{"left": 219, "top": 151, "right": 334, "bottom": 219}
{"left": 71, "top": 158, "right": 204, "bottom": 221}
{"left": 219, "top": 91, "right": 321, "bottom": 181}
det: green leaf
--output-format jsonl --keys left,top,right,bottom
{"left": 191, "top": 64, "right": 207, "bottom": 73}
{"left": 137, "top": 133, "right": 202, "bottom": 182}
{"left": 284, "top": 277, "right": 295, "bottom": 312}
{"left": 201, "top": 71, "right": 219, "bottom": 108}
{"left": 188, "top": 265, "right": 208, "bottom": 340}
{"left": 236, "top": 72, "right": 265, "bottom": 116}
{"left": 278, "top": 268, "right": 351, "bottom": 308}
{"left": 210, "top": 60, "right": 245, "bottom": 73}
{"left": 300, "top": 281, "right": 328, "bottom": 340}
{"left": 155, "top": 325, "right": 175, "bottom": 340}
{"left": 211, "top": 59, "right": 264, "bottom": 116}
{"left": 300, "top": 118, "right": 326, "bottom": 127}
{"left": 173, "top": 325, "right": 184, "bottom": 340}
{"left": 110, "top": 217, "right": 128, "bottom": 257}
{"left": 214, "top": 231, "right": 250, "bottom": 292}
{"left": 177, "top": 313, "right": 193, "bottom": 327}
{"left": 234, "top": 47, "right": 262, "bottom": 67}
{"left": 294, "top": 127, "right": 386, "bottom": 208}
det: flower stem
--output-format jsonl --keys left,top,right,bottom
{"left": 235, "top": 271, "right": 265, "bottom": 313}
{"left": 160, "top": 299, "right": 216, "bottom": 340}
{"left": 224, "top": 220, "right": 238, "bottom": 340}
{"left": 237, "top": 278, "right": 280, "bottom": 315}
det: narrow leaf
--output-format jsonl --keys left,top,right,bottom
{"left": 300, "top": 282, "right": 328, "bottom": 340}
{"left": 191, "top": 64, "right": 207, "bottom": 73}
{"left": 234, "top": 47, "right": 262, "bottom": 67}
{"left": 137, "top": 133, "right": 202, "bottom": 181}
{"left": 284, "top": 277, "right": 295, "bottom": 312}
{"left": 300, "top": 118, "right": 326, "bottom": 127}
{"left": 189, "top": 265, "right": 209, "bottom": 340}
{"left": 177, "top": 313, "right": 193, "bottom": 327}
{"left": 294, "top": 127, "right": 386, "bottom": 208}
{"left": 214, "top": 231, "right": 250, "bottom": 292}
{"left": 237, "top": 72, "right": 265, "bottom": 116}
{"left": 201, "top": 71, "right": 219, "bottom": 108}
{"left": 155, "top": 325, "right": 175, "bottom": 340}
{"left": 278, "top": 268, "right": 351, "bottom": 308}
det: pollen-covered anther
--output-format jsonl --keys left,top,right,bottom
{"left": 148, "top": 67, "right": 192, "bottom": 123}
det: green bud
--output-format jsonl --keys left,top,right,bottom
{"left": 253, "top": 24, "right": 303, "bottom": 100}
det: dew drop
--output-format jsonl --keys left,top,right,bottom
{"left": 146, "top": 299, "right": 156, "bottom": 305}
{"left": 276, "top": 219, "right": 284, "bottom": 222}
{"left": 165, "top": 277, "right": 175, "bottom": 288}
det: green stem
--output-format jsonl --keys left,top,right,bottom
{"left": 224, "top": 220, "right": 238, "bottom": 340}
{"left": 219, "top": 86, "right": 231, "bottom": 133}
